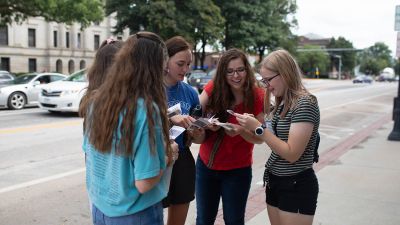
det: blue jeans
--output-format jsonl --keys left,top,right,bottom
{"left": 195, "top": 157, "right": 252, "bottom": 225}
{"left": 92, "top": 202, "right": 163, "bottom": 225}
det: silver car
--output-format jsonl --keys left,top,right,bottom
{"left": 0, "top": 71, "right": 15, "bottom": 85}
{"left": 0, "top": 72, "right": 67, "bottom": 109}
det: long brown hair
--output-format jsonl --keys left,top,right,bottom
{"left": 261, "top": 49, "right": 309, "bottom": 117}
{"left": 86, "top": 32, "right": 171, "bottom": 156}
{"left": 79, "top": 39, "right": 123, "bottom": 118}
{"left": 207, "top": 48, "right": 256, "bottom": 121}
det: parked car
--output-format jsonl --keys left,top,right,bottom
{"left": 186, "top": 70, "right": 208, "bottom": 87}
{"left": 197, "top": 74, "right": 213, "bottom": 93}
{"left": 0, "top": 72, "right": 67, "bottom": 109}
{"left": 0, "top": 71, "right": 15, "bottom": 86}
{"left": 353, "top": 75, "right": 373, "bottom": 84}
{"left": 39, "top": 69, "right": 87, "bottom": 113}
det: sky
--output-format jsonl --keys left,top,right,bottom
{"left": 293, "top": 0, "right": 399, "bottom": 57}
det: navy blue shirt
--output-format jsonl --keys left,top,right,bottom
{"left": 166, "top": 81, "right": 200, "bottom": 151}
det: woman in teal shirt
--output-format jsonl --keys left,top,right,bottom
{"left": 82, "top": 32, "right": 177, "bottom": 225}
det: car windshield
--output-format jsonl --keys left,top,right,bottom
{"left": 65, "top": 70, "right": 87, "bottom": 82}
{"left": 12, "top": 74, "right": 36, "bottom": 84}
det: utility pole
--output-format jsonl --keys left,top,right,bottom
{"left": 332, "top": 54, "right": 342, "bottom": 80}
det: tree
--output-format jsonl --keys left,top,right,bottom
{"left": 0, "top": 0, "right": 104, "bottom": 27}
{"left": 250, "top": 0, "right": 297, "bottom": 62}
{"left": 183, "top": 0, "right": 224, "bottom": 69}
{"left": 214, "top": 0, "right": 261, "bottom": 50}
{"left": 358, "top": 42, "right": 392, "bottom": 75}
{"left": 106, "top": 0, "right": 224, "bottom": 68}
{"left": 327, "top": 37, "right": 356, "bottom": 74}
{"left": 296, "top": 45, "right": 330, "bottom": 77}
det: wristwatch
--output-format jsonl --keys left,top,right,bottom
{"left": 254, "top": 123, "right": 267, "bottom": 136}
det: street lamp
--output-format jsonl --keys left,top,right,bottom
{"left": 388, "top": 74, "right": 400, "bottom": 141}
{"left": 332, "top": 54, "right": 342, "bottom": 80}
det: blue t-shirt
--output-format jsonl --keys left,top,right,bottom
{"left": 83, "top": 99, "right": 167, "bottom": 217}
{"left": 166, "top": 81, "right": 200, "bottom": 151}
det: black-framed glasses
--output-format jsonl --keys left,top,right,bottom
{"left": 261, "top": 74, "right": 280, "bottom": 87}
{"left": 226, "top": 67, "right": 246, "bottom": 76}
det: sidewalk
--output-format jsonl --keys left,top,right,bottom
{"left": 246, "top": 121, "right": 400, "bottom": 225}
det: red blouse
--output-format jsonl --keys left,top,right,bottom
{"left": 199, "top": 81, "right": 265, "bottom": 170}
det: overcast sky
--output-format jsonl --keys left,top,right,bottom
{"left": 293, "top": 0, "right": 398, "bottom": 57}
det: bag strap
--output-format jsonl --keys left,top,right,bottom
{"left": 207, "top": 129, "right": 225, "bottom": 168}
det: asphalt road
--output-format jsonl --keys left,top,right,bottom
{"left": 0, "top": 80, "right": 397, "bottom": 225}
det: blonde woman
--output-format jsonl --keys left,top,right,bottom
{"left": 235, "top": 49, "right": 320, "bottom": 225}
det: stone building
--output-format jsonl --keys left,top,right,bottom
{"left": 0, "top": 15, "right": 129, "bottom": 74}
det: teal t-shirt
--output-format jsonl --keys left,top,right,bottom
{"left": 83, "top": 99, "right": 167, "bottom": 217}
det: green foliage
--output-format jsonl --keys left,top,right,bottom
{"left": 358, "top": 42, "right": 392, "bottom": 75}
{"left": 296, "top": 45, "right": 330, "bottom": 77}
{"left": 0, "top": 0, "right": 104, "bottom": 28}
{"left": 249, "top": 0, "right": 298, "bottom": 62}
{"left": 327, "top": 37, "right": 356, "bottom": 73}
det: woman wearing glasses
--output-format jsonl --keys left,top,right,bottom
{"left": 235, "top": 49, "right": 320, "bottom": 225}
{"left": 195, "top": 48, "right": 265, "bottom": 225}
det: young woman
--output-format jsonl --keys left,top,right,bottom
{"left": 162, "top": 36, "right": 203, "bottom": 225}
{"left": 82, "top": 32, "right": 177, "bottom": 225}
{"left": 196, "top": 48, "right": 265, "bottom": 225}
{"left": 235, "top": 49, "right": 320, "bottom": 225}
{"left": 79, "top": 37, "right": 122, "bottom": 122}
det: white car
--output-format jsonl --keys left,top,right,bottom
{"left": 39, "top": 69, "right": 87, "bottom": 113}
{"left": 0, "top": 72, "right": 67, "bottom": 109}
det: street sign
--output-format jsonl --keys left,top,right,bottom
{"left": 395, "top": 5, "right": 400, "bottom": 31}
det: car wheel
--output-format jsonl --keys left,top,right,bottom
{"left": 7, "top": 92, "right": 26, "bottom": 110}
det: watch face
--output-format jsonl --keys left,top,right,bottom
{"left": 255, "top": 127, "right": 264, "bottom": 135}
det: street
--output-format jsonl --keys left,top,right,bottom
{"left": 0, "top": 80, "right": 398, "bottom": 225}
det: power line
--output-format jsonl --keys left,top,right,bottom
{"left": 296, "top": 48, "right": 363, "bottom": 52}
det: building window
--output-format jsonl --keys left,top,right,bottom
{"left": 77, "top": 33, "right": 81, "bottom": 48}
{"left": 1, "top": 57, "right": 10, "bottom": 71}
{"left": 56, "top": 59, "right": 63, "bottom": 73}
{"left": 94, "top": 34, "right": 100, "bottom": 50}
{"left": 0, "top": 26, "right": 8, "bottom": 45}
{"left": 28, "top": 28, "right": 36, "bottom": 47}
{"left": 117, "top": 36, "right": 122, "bottom": 40}
{"left": 68, "top": 60, "right": 75, "bottom": 74}
{"left": 66, "top": 31, "right": 70, "bottom": 48}
{"left": 28, "top": 58, "right": 37, "bottom": 72}
{"left": 94, "top": 21, "right": 100, "bottom": 26}
{"left": 53, "top": 30, "right": 58, "bottom": 47}
{"left": 80, "top": 60, "right": 86, "bottom": 69}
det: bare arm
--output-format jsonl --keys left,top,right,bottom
{"left": 135, "top": 170, "right": 164, "bottom": 194}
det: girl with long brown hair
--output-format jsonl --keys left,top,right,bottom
{"left": 82, "top": 32, "right": 177, "bottom": 225}
{"left": 196, "top": 48, "right": 265, "bottom": 225}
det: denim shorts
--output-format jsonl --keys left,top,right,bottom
{"left": 92, "top": 202, "right": 163, "bottom": 225}
{"left": 266, "top": 168, "right": 319, "bottom": 215}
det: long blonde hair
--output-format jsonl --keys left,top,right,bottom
{"left": 86, "top": 32, "right": 171, "bottom": 157}
{"left": 261, "top": 49, "right": 309, "bottom": 117}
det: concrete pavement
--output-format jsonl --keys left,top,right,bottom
{"left": 245, "top": 120, "right": 400, "bottom": 225}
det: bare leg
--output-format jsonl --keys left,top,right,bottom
{"left": 279, "top": 210, "right": 314, "bottom": 225}
{"left": 267, "top": 204, "right": 281, "bottom": 225}
{"left": 166, "top": 203, "right": 190, "bottom": 225}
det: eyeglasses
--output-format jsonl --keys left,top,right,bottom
{"left": 261, "top": 74, "right": 280, "bottom": 87}
{"left": 226, "top": 67, "right": 246, "bottom": 76}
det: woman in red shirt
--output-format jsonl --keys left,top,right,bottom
{"left": 196, "top": 48, "right": 265, "bottom": 225}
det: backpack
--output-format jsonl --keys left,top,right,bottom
{"left": 313, "top": 132, "right": 320, "bottom": 163}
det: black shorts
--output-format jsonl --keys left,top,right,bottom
{"left": 266, "top": 168, "right": 319, "bottom": 215}
{"left": 162, "top": 147, "right": 195, "bottom": 207}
